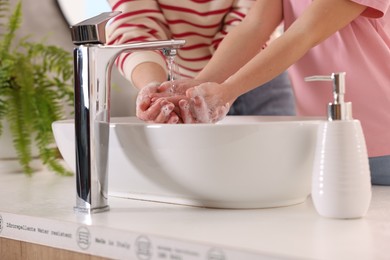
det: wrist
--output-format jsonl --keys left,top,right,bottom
{"left": 132, "top": 62, "right": 167, "bottom": 90}
{"left": 221, "top": 80, "right": 239, "bottom": 105}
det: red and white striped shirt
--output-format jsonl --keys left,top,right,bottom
{"left": 106, "top": 0, "right": 254, "bottom": 84}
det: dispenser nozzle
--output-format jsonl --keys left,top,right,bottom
{"left": 305, "top": 72, "right": 352, "bottom": 121}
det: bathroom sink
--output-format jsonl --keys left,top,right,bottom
{"left": 52, "top": 116, "right": 322, "bottom": 209}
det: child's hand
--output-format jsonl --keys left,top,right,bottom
{"left": 136, "top": 82, "right": 179, "bottom": 123}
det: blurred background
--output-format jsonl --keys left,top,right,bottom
{"left": 14, "top": 0, "right": 137, "bottom": 117}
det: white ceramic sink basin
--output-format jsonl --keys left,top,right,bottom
{"left": 52, "top": 116, "right": 322, "bottom": 209}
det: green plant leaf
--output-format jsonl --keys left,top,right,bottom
{"left": 0, "top": 0, "right": 74, "bottom": 176}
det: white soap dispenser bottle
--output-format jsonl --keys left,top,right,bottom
{"left": 305, "top": 72, "right": 371, "bottom": 219}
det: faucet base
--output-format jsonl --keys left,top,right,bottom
{"left": 74, "top": 205, "right": 110, "bottom": 215}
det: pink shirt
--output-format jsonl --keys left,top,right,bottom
{"left": 283, "top": 0, "right": 390, "bottom": 157}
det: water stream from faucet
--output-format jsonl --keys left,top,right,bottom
{"left": 166, "top": 50, "right": 180, "bottom": 92}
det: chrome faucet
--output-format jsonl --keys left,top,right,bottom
{"left": 70, "top": 12, "right": 185, "bottom": 214}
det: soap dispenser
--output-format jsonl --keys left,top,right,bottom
{"left": 305, "top": 72, "right": 371, "bottom": 219}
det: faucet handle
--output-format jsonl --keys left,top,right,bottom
{"left": 70, "top": 11, "right": 121, "bottom": 45}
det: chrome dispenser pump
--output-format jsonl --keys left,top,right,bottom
{"left": 305, "top": 72, "right": 352, "bottom": 121}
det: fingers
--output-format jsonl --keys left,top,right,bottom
{"left": 186, "top": 85, "right": 203, "bottom": 98}
{"left": 192, "top": 96, "right": 210, "bottom": 123}
{"left": 137, "top": 98, "right": 177, "bottom": 123}
{"left": 159, "top": 80, "right": 180, "bottom": 93}
{"left": 136, "top": 95, "right": 152, "bottom": 118}
{"left": 136, "top": 82, "right": 161, "bottom": 120}
{"left": 179, "top": 97, "right": 212, "bottom": 123}
{"left": 210, "top": 102, "right": 230, "bottom": 123}
{"left": 159, "top": 95, "right": 187, "bottom": 106}
{"left": 153, "top": 101, "right": 176, "bottom": 123}
{"left": 142, "top": 81, "right": 161, "bottom": 95}
{"left": 150, "top": 99, "right": 174, "bottom": 122}
{"left": 157, "top": 81, "right": 173, "bottom": 92}
{"left": 184, "top": 83, "right": 229, "bottom": 123}
{"left": 149, "top": 92, "right": 176, "bottom": 101}
{"left": 160, "top": 79, "right": 205, "bottom": 95}
{"left": 159, "top": 81, "right": 179, "bottom": 94}
{"left": 179, "top": 99, "right": 196, "bottom": 124}
{"left": 167, "top": 114, "right": 180, "bottom": 124}
{"left": 137, "top": 81, "right": 180, "bottom": 123}
{"left": 136, "top": 80, "right": 227, "bottom": 124}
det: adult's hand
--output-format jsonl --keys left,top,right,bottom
{"left": 179, "top": 82, "right": 232, "bottom": 124}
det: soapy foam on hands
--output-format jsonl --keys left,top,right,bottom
{"left": 190, "top": 84, "right": 228, "bottom": 120}
{"left": 162, "top": 104, "right": 173, "bottom": 116}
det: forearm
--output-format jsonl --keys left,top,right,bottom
{"left": 221, "top": 29, "right": 307, "bottom": 102}
{"left": 196, "top": 21, "right": 268, "bottom": 84}
{"left": 107, "top": 0, "right": 170, "bottom": 89}
{"left": 196, "top": 0, "right": 283, "bottom": 83}
{"left": 220, "top": 0, "right": 367, "bottom": 103}
{"left": 131, "top": 62, "right": 167, "bottom": 90}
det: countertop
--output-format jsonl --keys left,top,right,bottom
{"left": 0, "top": 170, "right": 389, "bottom": 260}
